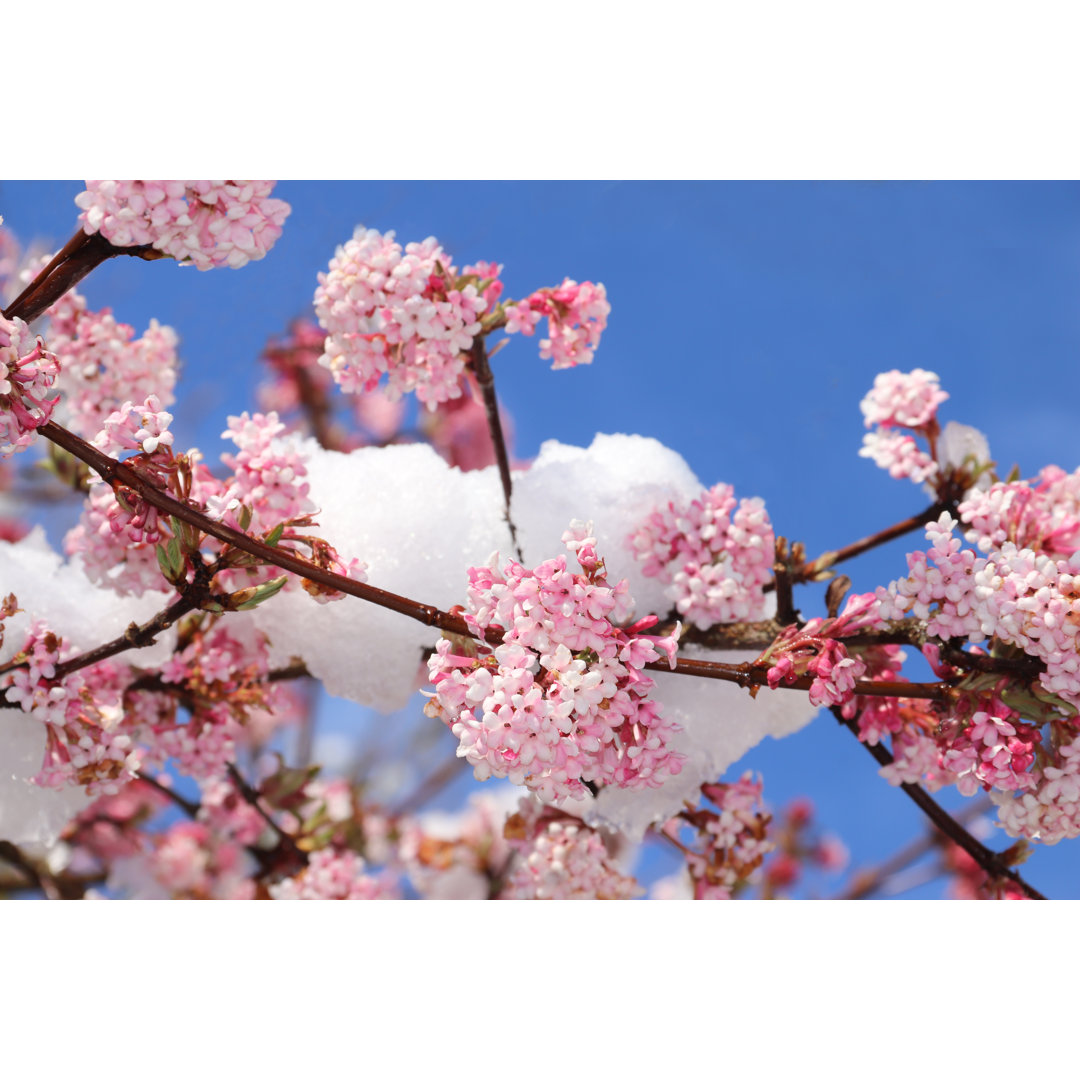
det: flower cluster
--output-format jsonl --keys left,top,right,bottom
{"left": 959, "top": 465, "right": 1080, "bottom": 556}
{"left": 75, "top": 181, "right": 291, "bottom": 270}
{"left": 425, "top": 522, "right": 683, "bottom": 803}
{"left": 45, "top": 287, "right": 178, "bottom": 440}
{"left": 0, "top": 601, "right": 318, "bottom": 808}
{"left": 93, "top": 394, "right": 175, "bottom": 458}
{"left": 878, "top": 511, "right": 1080, "bottom": 708}
{"left": 217, "top": 411, "right": 318, "bottom": 531}
{"left": 860, "top": 368, "right": 949, "bottom": 429}
{"left": 499, "top": 800, "right": 641, "bottom": 900}
{"left": 939, "top": 701, "right": 1041, "bottom": 798}
{"left": 398, "top": 792, "right": 515, "bottom": 900}
{"left": 991, "top": 740, "right": 1080, "bottom": 845}
{"left": 864, "top": 508, "right": 1080, "bottom": 841}
{"left": 1, "top": 315, "right": 59, "bottom": 457}
{"left": 105, "top": 821, "right": 256, "bottom": 899}
{"left": 314, "top": 226, "right": 492, "bottom": 408}
{"left": 502, "top": 278, "right": 610, "bottom": 369}
{"left": 759, "top": 797, "right": 848, "bottom": 897}
{"left": 759, "top": 591, "right": 886, "bottom": 709}
{"left": 66, "top": 408, "right": 365, "bottom": 601}
{"left": 269, "top": 848, "right": 398, "bottom": 900}
{"left": 662, "top": 774, "right": 775, "bottom": 899}
{"left": 64, "top": 397, "right": 180, "bottom": 594}
{"left": 65, "top": 481, "right": 170, "bottom": 596}
{"left": 859, "top": 368, "right": 947, "bottom": 484}
{"left": 628, "top": 482, "right": 774, "bottom": 628}
{"left": 1, "top": 621, "right": 142, "bottom": 797}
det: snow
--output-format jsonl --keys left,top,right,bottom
{"left": 253, "top": 432, "right": 701, "bottom": 711}
{"left": 585, "top": 642, "right": 819, "bottom": 838}
{"left": 0, "top": 529, "right": 175, "bottom": 845}
{"left": 252, "top": 433, "right": 818, "bottom": 835}
{"left": 1, "top": 431, "right": 820, "bottom": 848}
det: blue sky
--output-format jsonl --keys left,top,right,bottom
{"left": 3, "top": 181, "right": 1079, "bottom": 898}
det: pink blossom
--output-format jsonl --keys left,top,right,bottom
{"left": 959, "top": 466, "right": 1080, "bottom": 556}
{"left": 628, "top": 482, "right": 774, "bottom": 629}
{"left": 425, "top": 522, "right": 683, "bottom": 802}
{"left": 92, "top": 395, "right": 174, "bottom": 457}
{"left": 858, "top": 370, "right": 949, "bottom": 487}
{"left": 676, "top": 773, "right": 776, "bottom": 898}
{"left": 314, "top": 226, "right": 489, "bottom": 409}
{"left": 1, "top": 315, "right": 59, "bottom": 457}
{"left": 859, "top": 430, "right": 938, "bottom": 484}
{"left": 43, "top": 285, "right": 178, "bottom": 440}
{"left": 75, "top": 181, "right": 290, "bottom": 270}
{"left": 499, "top": 798, "right": 640, "bottom": 899}
{"left": 860, "top": 368, "right": 948, "bottom": 430}
{"left": 503, "top": 278, "right": 610, "bottom": 369}
{"left": 269, "top": 848, "right": 398, "bottom": 900}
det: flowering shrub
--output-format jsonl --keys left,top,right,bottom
{"left": 0, "top": 184, "right": 1073, "bottom": 902}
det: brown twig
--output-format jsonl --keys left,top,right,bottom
{"left": 226, "top": 763, "right": 308, "bottom": 867}
{"left": 2, "top": 229, "right": 166, "bottom": 326}
{"left": 830, "top": 707, "right": 1045, "bottom": 899}
{"left": 765, "top": 500, "right": 956, "bottom": 593}
{"left": 140, "top": 772, "right": 201, "bottom": 818}
{"left": 660, "top": 654, "right": 952, "bottom": 700}
{"left": 772, "top": 537, "right": 801, "bottom": 626}
{"left": 467, "top": 336, "right": 522, "bottom": 561}
{"left": 41, "top": 419, "right": 480, "bottom": 635}
{"left": 293, "top": 363, "right": 343, "bottom": 451}
{"left": 0, "top": 575, "right": 211, "bottom": 707}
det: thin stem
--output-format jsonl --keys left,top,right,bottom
{"left": 0, "top": 583, "right": 205, "bottom": 708}
{"left": 293, "top": 362, "right": 343, "bottom": 451}
{"left": 813, "top": 501, "right": 953, "bottom": 573}
{"left": 765, "top": 500, "right": 954, "bottom": 593}
{"left": 830, "top": 707, "right": 1045, "bottom": 900}
{"left": 140, "top": 773, "right": 201, "bottom": 818}
{"left": 226, "top": 763, "right": 308, "bottom": 867}
{"left": 467, "top": 337, "right": 522, "bottom": 560}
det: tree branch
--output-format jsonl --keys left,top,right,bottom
{"left": 765, "top": 500, "right": 956, "bottom": 593}
{"left": 30, "top": 421, "right": 960, "bottom": 703}
{"left": 0, "top": 574, "right": 212, "bottom": 707}
{"left": 830, "top": 707, "right": 1045, "bottom": 900}
{"left": 2, "top": 229, "right": 167, "bottom": 326}
{"left": 226, "top": 763, "right": 308, "bottom": 868}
